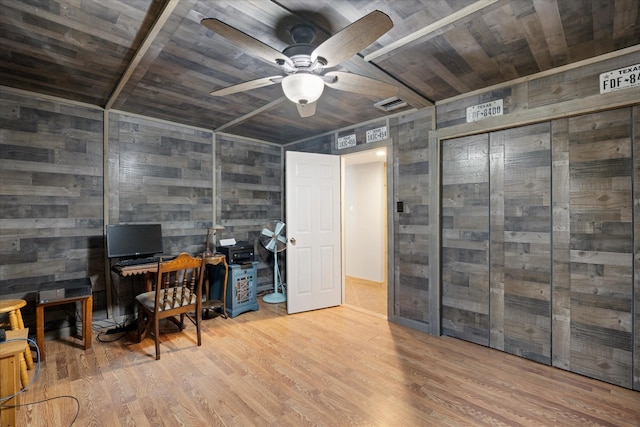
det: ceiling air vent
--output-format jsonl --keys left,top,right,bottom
{"left": 374, "top": 96, "right": 407, "bottom": 112}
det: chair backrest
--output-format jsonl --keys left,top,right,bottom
{"left": 153, "top": 253, "right": 204, "bottom": 311}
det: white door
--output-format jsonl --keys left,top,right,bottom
{"left": 286, "top": 151, "right": 341, "bottom": 314}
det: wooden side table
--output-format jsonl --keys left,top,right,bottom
{"left": 36, "top": 295, "right": 92, "bottom": 362}
{"left": 202, "top": 254, "right": 229, "bottom": 318}
{"left": 1, "top": 328, "right": 28, "bottom": 427}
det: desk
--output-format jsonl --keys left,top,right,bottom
{"left": 202, "top": 254, "right": 229, "bottom": 318}
{"left": 114, "top": 256, "right": 230, "bottom": 318}
{"left": 112, "top": 263, "right": 159, "bottom": 292}
{"left": 1, "top": 329, "right": 28, "bottom": 427}
{"left": 36, "top": 295, "right": 92, "bottom": 362}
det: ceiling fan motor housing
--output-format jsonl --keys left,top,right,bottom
{"left": 281, "top": 44, "right": 325, "bottom": 74}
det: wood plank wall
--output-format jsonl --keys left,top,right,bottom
{"left": 107, "top": 112, "right": 214, "bottom": 317}
{"left": 216, "top": 133, "right": 282, "bottom": 292}
{"left": 0, "top": 90, "right": 284, "bottom": 328}
{"left": 634, "top": 105, "right": 640, "bottom": 391}
{"left": 390, "top": 111, "right": 433, "bottom": 325}
{"left": 0, "top": 89, "right": 104, "bottom": 319}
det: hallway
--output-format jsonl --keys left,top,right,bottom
{"left": 344, "top": 276, "right": 387, "bottom": 318}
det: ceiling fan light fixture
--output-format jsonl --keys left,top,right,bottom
{"left": 281, "top": 73, "right": 324, "bottom": 104}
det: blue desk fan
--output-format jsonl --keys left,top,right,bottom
{"left": 261, "top": 220, "right": 287, "bottom": 303}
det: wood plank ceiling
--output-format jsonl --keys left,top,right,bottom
{"left": 1, "top": 0, "right": 639, "bottom": 144}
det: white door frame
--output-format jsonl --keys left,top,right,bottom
{"left": 340, "top": 144, "right": 392, "bottom": 317}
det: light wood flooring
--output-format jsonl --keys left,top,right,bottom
{"left": 344, "top": 276, "right": 387, "bottom": 318}
{"left": 11, "top": 301, "right": 640, "bottom": 427}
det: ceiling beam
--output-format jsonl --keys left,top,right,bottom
{"left": 105, "top": 0, "right": 181, "bottom": 110}
{"left": 364, "top": 0, "right": 501, "bottom": 63}
{"left": 341, "top": 55, "right": 433, "bottom": 109}
{"left": 214, "top": 97, "right": 287, "bottom": 132}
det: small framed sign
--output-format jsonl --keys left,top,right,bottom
{"left": 599, "top": 63, "right": 640, "bottom": 94}
{"left": 337, "top": 134, "right": 356, "bottom": 149}
{"left": 466, "top": 99, "right": 503, "bottom": 123}
{"left": 366, "top": 126, "right": 388, "bottom": 143}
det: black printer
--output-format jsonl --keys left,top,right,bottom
{"left": 217, "top": 241, "right": 255, "bottom": 265}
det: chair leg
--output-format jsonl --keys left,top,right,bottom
{"left": 154, "top": 316, "right": 161, "bottom": 360}
{"left": 196, "top": 312, "right": 202, "bottom": 346}
{"left": 19, "top": 352, "right": 29, "bottom": 388}
{"left": 137, "top": 305, "right": 143, "bottom": 342}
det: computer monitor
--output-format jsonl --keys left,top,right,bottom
{"left": 106, "top": 224, "right": 164, "bottom": 259}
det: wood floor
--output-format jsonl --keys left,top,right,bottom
{"left": 344, "top": 276, "right": 387, "bottom": 318}
{"left": 12, "top": 301, "right": 640, "bottom": 427}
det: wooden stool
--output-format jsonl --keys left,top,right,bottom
{"left": 0, "top": 329, "right": 28, "bottom": 427}
{"left": 0, "top": 299, "right": 33, "bottom": 389}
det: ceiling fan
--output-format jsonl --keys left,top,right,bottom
{"left": 201, "top": 11, "right": 398, "bottom": 117}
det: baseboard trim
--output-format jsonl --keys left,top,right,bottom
{"left": 345, "top": 275, "right": 385, "bottom": 287}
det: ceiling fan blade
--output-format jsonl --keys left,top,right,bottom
{"left": 296, "top": 101, "right": 317, "bottom": 117}
{"left": 201, "top": 18, "right": 293, "bottom": 68}
{"left": 210, "top": 76, "right": 283, "bottom": 97}
{"left": 311, "top": 10, "right": 393, "bottom": 68}
{"left": 325, "top": 71, "right": 398, "bottom": 98}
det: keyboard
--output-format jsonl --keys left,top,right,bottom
{"left": 113, "top": 256, "right": 174, "bottom": 268}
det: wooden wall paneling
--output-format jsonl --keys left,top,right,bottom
{"left": 392, "top": 110, "right": 432, "bottom": 325}
{"left": 527, "top": 53, "right": 640, "bottom": 109}
{"left": 633, "top": 105, "right": 640, "bottom": 391}
{"left": 551, "top": 118, "right": 571, "bottom": 371}
{"left": 217, "top": 134, "right": 282, "bottom": 292}
{"left": 107, "top": 114, "right": 122, "bottom": 225}
{"left": 489, "top": 130, "right": 505, "bottom": 351}
{"left": 107, "top": 112, "right": 213, "bottom": 317}
{"left": 286, "top": 134, "right": 334, "bottom": 155}
{"left": 441, "top": 133, "right": 490, "bottom": 345}
{"left": 494, "top": 123, "right": 551, "bottom": 363}
{"left": 434, "top": 51, "right": 640, "bottom": 137}
{"left": 567, "top": 108, "right": 633, "bottom": 388}
{"left": 0, "top": 90, "right": 105, "bottom": 314}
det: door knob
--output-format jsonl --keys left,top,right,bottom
{"left": 289, "top": 237, "right": 296, "bottom": 245}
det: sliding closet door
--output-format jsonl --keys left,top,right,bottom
{"left": 441, "top": 134, "right": 490, "bottom": 345}
{"left": 490, "top": 123, "right": 551, "bottom": 363}
{"left": 556, "top": 109, "right": 634, "bottom": 388}
{"left": 441, "top": 108, "right": 635, "bottom": 388}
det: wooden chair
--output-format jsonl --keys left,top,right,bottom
{"left": 135, "top": 253, "right": 204, "bottom": 360}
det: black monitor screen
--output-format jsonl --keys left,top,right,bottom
{"left": 106, "top": 224, "right": 163, "bottom": 258}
